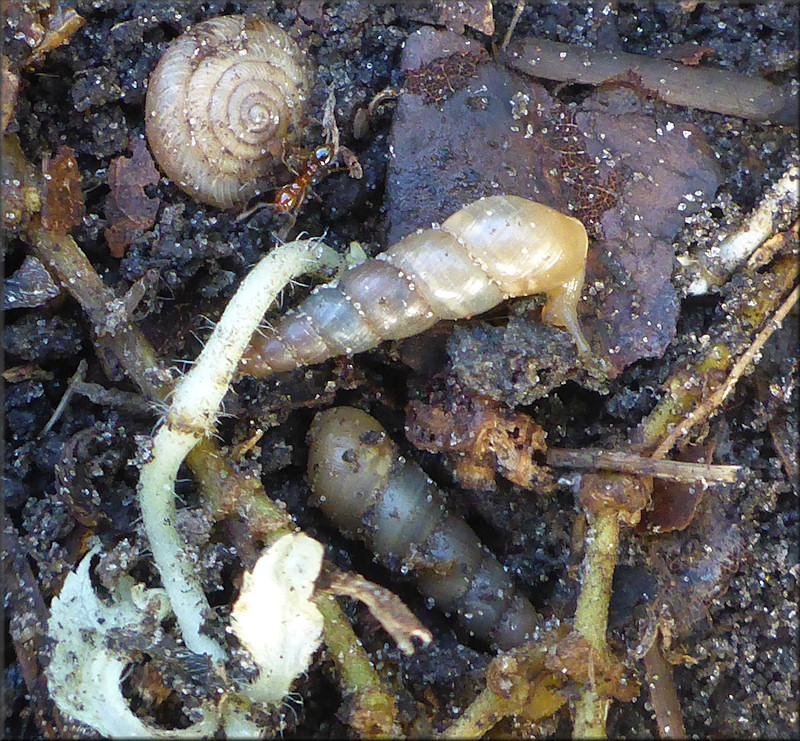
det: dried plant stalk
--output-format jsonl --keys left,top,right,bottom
{"left": 503, "top": 38, "right": 795, "bottom": 123}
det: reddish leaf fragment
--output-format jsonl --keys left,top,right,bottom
{"left": 104, "top": 138, "right": 161, "bottom": 258}
{"left": 638, "top": 445, "right": 714, "bottom": 533}
{"left": 41, "top": 146, "right": 84, "bottom": 235}
{"left": 657, "top": 43, "right": 715, "bottom": 66}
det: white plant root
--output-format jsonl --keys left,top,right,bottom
{"left": 686, "top": 163, "right": 799, "bottom": 296}
{"left": 137, "top": 238, "right": 341, "bottom": 659}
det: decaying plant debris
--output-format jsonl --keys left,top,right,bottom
{"left": 3, "top": 1, "right": 798, "bottom": 738}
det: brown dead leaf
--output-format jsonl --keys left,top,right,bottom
{"left": 406, "top": 380, "right": 549, "bottom": 490}
{"left": 41, "top": 146, "right": 84, "bottom": 235}
{"left": 104, "top": 138, "right": 161, "bottom": 258}
{"left": 387, "top": 28, "right": 720, "bottom": 380}
{"left": 637, "top": 445, "right": 714, "bottom": 533}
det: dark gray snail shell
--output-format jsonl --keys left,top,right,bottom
{"left": 307, "top": 406, "right": 541, "bottom": 650}
{"left": 145, "top": 15, "right": 311, "bottom": 208}
{"left": 240, "top": 195, "right": 590, "bottom": 376}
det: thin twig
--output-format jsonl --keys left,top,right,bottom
{"left": 29, "top": 228, "right": 173, "bottom": 398}
{"left": 71, "top": 380, "right": 158, "bottom": 416}
{"left": 689, "top": 166, "right": 799, "bottom": 295}
{"left": 651, "top": 285, "right": 798, "bottom": 459}
{"left": 500, "top": 0, "right": 525, "bottom": 52}
{"left": 440, "top": 685, "right": 520, "bottom": 739}
{"left": 39, "top": 359, "right": 87, "bottom": 436}
{"left": 547, "top": 447, "right": 742, "bottom": 483}
{"left": 718, "top": 168, "right": 799, "bottom": 272}
{"left": 314, "top": 594, "right": 403, "bottom": 737}
{"left": 572, "top": 507, "right": 620, "bottom": 739}
{"left": 637, "top": 254, "right": 798, "bottom": 454}
{"left": 643, "top": 631, "right": 686, "bottom": 739}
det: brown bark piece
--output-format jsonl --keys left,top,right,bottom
{"left": 104, "top": 138, "right": 161, "bottom": 258}
{"left": 41, "top": 146, "right": 85, "bottom": 235}
{"left": 388, "top": 28, "right": 720, "bottom": 380}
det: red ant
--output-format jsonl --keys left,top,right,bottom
{"left": 271, "top": 144, "right": 336, "bottom": 214}
{"left": 236, "top": 141, "right": 360, "bottom": 224}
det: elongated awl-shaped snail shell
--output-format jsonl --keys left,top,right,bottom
{"left": 307, "top": 406, "right": 541, "bottom": 650}
{"left": 145, "top": 15, "right": 311, "bottom": 208}
{"left": 240, "top": 195, "right": 590, "bottom": 376}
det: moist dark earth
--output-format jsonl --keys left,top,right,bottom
{"left": 3, "top": 1, "right": 798, "bottom": 738}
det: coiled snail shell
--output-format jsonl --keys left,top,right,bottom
{"left": 145, "top": 15, "right": 311, "bottom": 209}
{"left": 240, "top": 195, "right": 590, "bottom": 376}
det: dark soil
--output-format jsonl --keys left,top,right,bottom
{"left": 3, "top": 1, "right": 798, "bottom": 738}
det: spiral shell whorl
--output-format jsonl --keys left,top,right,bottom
{"left": 145, "top": 15, "right": 310, "bottom": 208}
{"left": 239, "top": 196, "right": 590, "bottom": 376}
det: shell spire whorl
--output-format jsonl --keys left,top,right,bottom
{"left": 239, "top": 195, "right": 590, "bottom": 377}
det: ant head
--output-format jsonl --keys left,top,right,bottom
{"left": 313, "top": 145, "right": 335, "bottom": 166}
